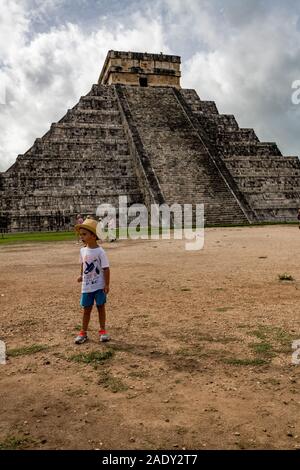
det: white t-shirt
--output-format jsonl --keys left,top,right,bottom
{"left": 79, "top": 246, "right": 109, "bottom": 293}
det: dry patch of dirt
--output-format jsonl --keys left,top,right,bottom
{"left": 0, "top": 225, "right": 300, "bottom": 450}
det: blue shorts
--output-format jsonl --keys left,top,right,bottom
{"left": 80, "top": 289, "right": 106, "bottom": 308}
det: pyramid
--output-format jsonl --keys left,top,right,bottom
{"left": 1, "top": 50, "right": 300, "bottom": 232}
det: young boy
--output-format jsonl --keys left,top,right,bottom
{"left": 74, "top": 218, "right": 110, "bottom": 344}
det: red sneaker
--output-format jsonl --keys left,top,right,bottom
{"left": 74, "top": 331, "right": 88, "bottom": 344}
{"left": 99, "top": 330, "right": 110, "bottom": 342}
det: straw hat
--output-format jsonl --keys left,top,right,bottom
{"left": 75, "top": 218, "right": 99, "bottom": 239}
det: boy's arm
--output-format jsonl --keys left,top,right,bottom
{"left": 103, "top": 267, "right": 110, "bottom": 294}
{"left": 77, "top": 263, "right": 83, "bottom": 283}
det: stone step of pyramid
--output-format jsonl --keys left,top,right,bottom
{"left": 228, "top": 169, "right": 300, "bottom": 178}
{"left": 2, "top": 187, "right": 142, "bottom": 210}
{"left": 64, "top": 108, "right": 122, "bottom": 124}
{"left": 249, "top": 196, "right": 300, "bottom": 209}
{"left": 78, "top": 96, "right": 119, "bottom": 110}
{"left": 17, "top": 154, "right": 133, "bottom": 166}
{"left": 5, "top": 185, "right": 141, "bottom": 199}
{"left": 190, "top": 101, "right": 219, "bottom": 114}
{"left": 87, "top": 84, "right": 116, "bottom": 97}
{"left": 235, "top": 175, "right": 300, "bottom": 186}
{"left": 35, "top": 137, "right": 129, "bottom": 148}
{"left": 4, "top": 165, "right": 135, "bottom": 180}
{"left": 221, "top": 141, "right": 282, "bottom": 157}
{"left": 49, "top": 122, "right": 125, "bottom": 140}
{"left": 215, "top": 128, "right": 259, "bottom": 143}
{"left": 226, "top": 161, "right": 300, "bottom": 173}
{"left": 242, "top": 187, "right": 300, "bottom": 196}
{"left": 51, "top": 122, "right": 123, "bottom": 129}
{"left": 194, "top": 113, "right": 239, "bottom": 130}
{"left": 223, "top": 155, "right": 298, "bottom": 163}
{"left": 29, "top": 138, "right": 129, "bottom": 154}
{"left": 2, "top": 183, "right": 141, "bottom": 198}
{"left": 71, "top": 108, "right": 120, "bottom": 115}
{"left": 180, "top": 90, "right": 219, "bottom": 113}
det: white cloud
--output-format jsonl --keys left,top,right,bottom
{"left": 0, "top": 0, "right": 29, "bottom": 63}
{"left": 0, "top": 7, "right": 167, "bottom": 171}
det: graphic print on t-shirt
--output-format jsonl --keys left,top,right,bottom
{"left": 84, "top": 259, "right": 100, "bottom": 275}
{"left": 80, "top": 246, "right": 109, "bottom": 293}
{"left": 83, "top": 257, "right": 101, "bottom": 288}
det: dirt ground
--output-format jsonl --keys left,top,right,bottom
{"left": 0, "top": 225, "right": 300, "bottom": 450}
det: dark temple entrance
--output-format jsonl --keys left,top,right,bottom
{"left": 139, "top": 77, "right": 148, "bottom": 87}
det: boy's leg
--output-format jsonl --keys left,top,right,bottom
{"left": 82, "top": 306, "right": 93, "bottom": 332}
{"left": 97, "top": 304, "right": 106, "bottom": 331}
{"left": 75, "top": 305, "right": 93, "bottom": 344}
{"left": 95, "top": 290, "right": 109, "bottom": 342}
{"left": 97, "top": 303, "right": 110, "bottom": 342}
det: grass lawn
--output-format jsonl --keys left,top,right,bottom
{"left": 0, "top": 231, "right": 76, "bottom": 245}
{"left": 0, "top": 222, "right": 298, "bottom": 245}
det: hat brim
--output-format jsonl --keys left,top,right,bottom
{"left": 75, "top": 224, "right": 99, "bottom": 240}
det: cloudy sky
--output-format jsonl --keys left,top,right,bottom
{"left": 1, "top": 0, "right": 300, "bottom": 171}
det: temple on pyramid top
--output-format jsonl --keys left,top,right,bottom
{"left": 98, "top": 50, "right": 181, "bottom": 88}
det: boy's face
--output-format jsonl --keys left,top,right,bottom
{"left": 79, "top": 228, "right": 96, "bottom": 244}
